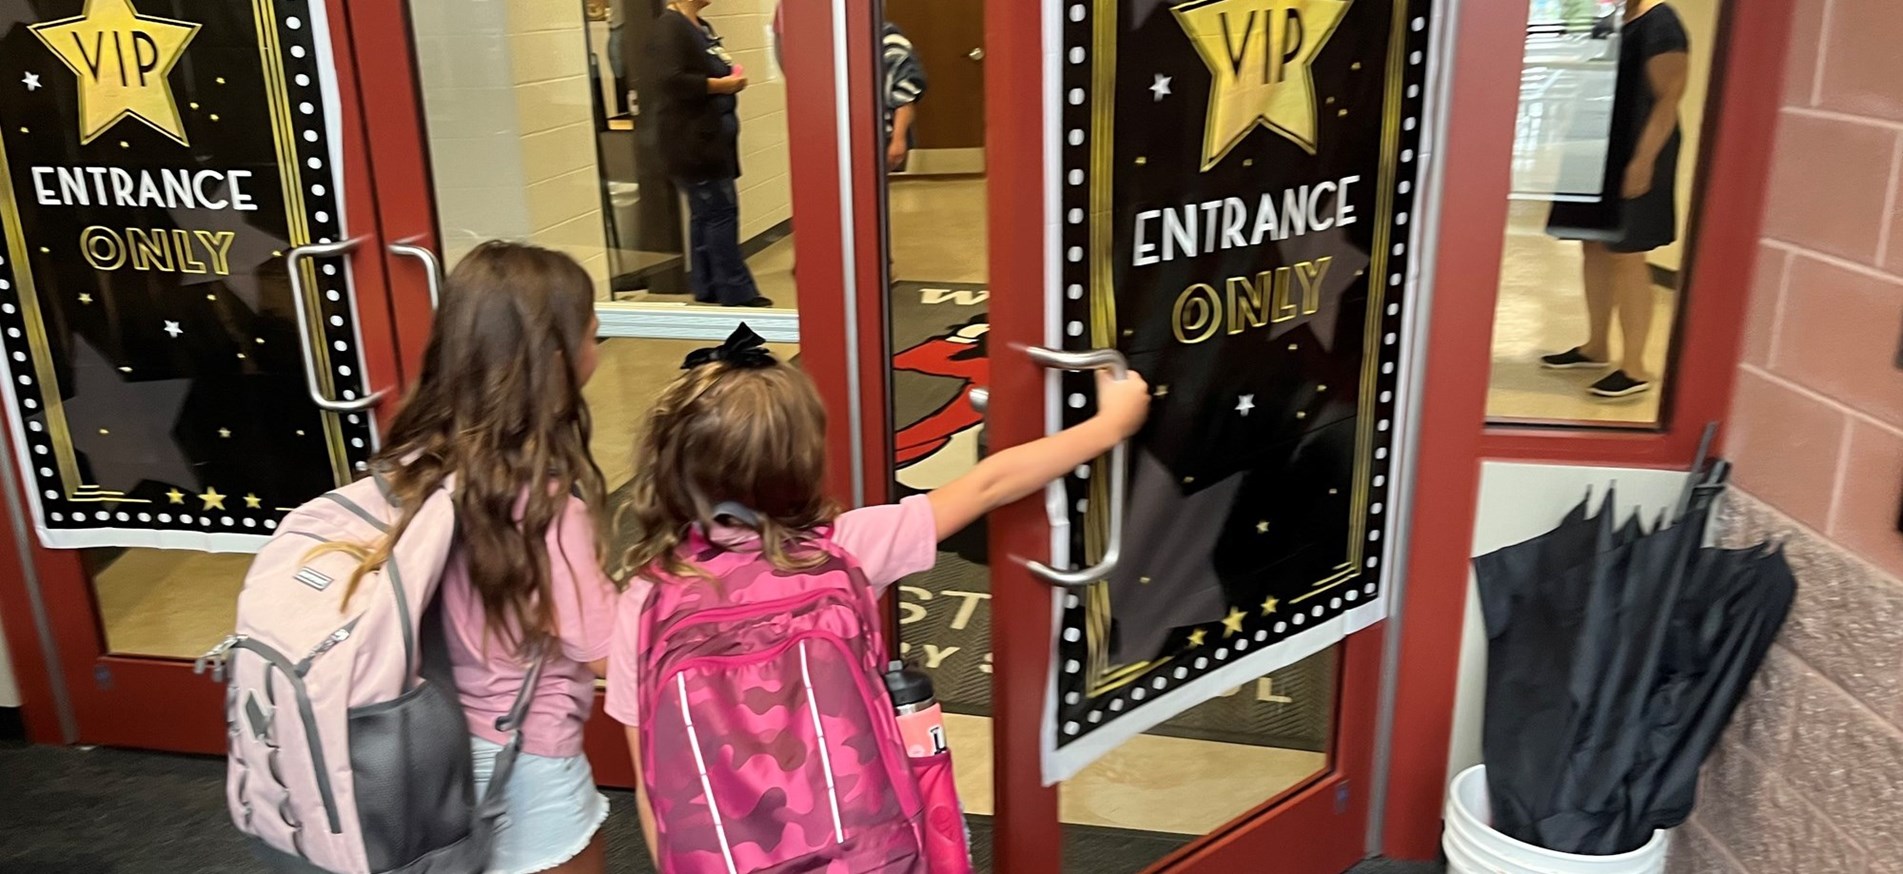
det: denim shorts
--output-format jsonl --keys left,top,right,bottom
{"left": 470, "top": 737, "right": 610, "bottom": 874}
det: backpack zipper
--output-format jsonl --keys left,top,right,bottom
{"left": 196, "top": 634, "right": 246, "bottom": 683}
{"left": 650, "top": 589, "right": 864, "bottom": 649}
{"left": 295, "top": 618, "right": 360, "bottom": 675}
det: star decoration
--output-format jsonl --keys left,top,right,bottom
{"left": 1174, "top": 0, "right": 1351, "bottom": 167}
{"left": 162, "top": 321, "right": 182, "bottom": 338}
{"left": 1221, "top": 607, "right": 1247, "bottom": 637}
{"left": 199, "top": 487, "right": 226, "bottom": 510}
{"left": 1150, "top": 73, "right": 1172, "bottom": 101}
{"left": 1261, "top": 595, "right": 1280, "bottom": 616}
{"left": 78, "top": 293, "right": 93, "bottom": 304}
{"left": 61, "top": 336, "right": 196, "bottom": 494}
{"left": 1187, "top": 628, "right": 1208, "bottom": 648}
{"left": 1256, "top": 520, "right": 1270, "bottom": 533}
{"left": 165, "top": 488, "right": 184, "bottom": 504}
{"left": 1236, "top": 394, "right": 1255, "bottom": 416}
{"left": 30, "top": 0, "right": 201, "bottom": 145}
{"left": 217, "top": 428, "right": 231, "bottom": 438}
{"left": 1108, "top": 451, "right": 1245, "bottom": 661}
{"left": 243, "top": 493, "right": 262, "bottom": 509}
{"left": 22, "top": 72, "right": 41, "bottom": 91}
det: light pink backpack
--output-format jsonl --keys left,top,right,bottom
{"left": 637, "top": 507, "right": 927, "bottom": 874}
{"left": 198, "top": 472, "right": 538, "bottom": 873}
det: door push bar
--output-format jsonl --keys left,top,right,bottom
{"left": 1024, "top": 346, "right": 1129, "bottom": 589}
{"left": 387, "top": 240, "right": 444, "bottom": 310}
{"left": 285, "top": 238, "right": 384, "bottom": 413}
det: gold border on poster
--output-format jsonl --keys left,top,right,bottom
{"left": 1077, "top": 0, "right": 1410, "bottom": 699}
{"left": 0, "top": 0, "right": 352, "bottom": 510}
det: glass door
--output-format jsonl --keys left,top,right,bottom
{"left": 0, "top": 0, "right": 414, "bottom": 751}
{"left": 964, "top": 0, "right": 1433, "bottom": 868}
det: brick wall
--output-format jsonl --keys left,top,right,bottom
{"left": 1673, "top": 0, "right": 1903, "bottom": 869}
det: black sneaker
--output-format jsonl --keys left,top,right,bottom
{"left": 1589, "top": 370, "right": 1652, "bottom": 398}
{"left": 1540, "top": 347, "right": 1610, "bottom": 370}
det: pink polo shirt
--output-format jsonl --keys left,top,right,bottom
{"left": 604, "top": 494, "right": 940, "bottom": 727}
{"left": 441, "top": 495, "right": 618, "bottom": 758}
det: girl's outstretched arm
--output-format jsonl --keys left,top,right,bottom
{"left": 927, "top": 369, "right": 1150, "bottom": 541}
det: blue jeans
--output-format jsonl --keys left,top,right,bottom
{"left": 678, "top": 177, "right": 761, "bottom": 305}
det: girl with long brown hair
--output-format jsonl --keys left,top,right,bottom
{"left": 349, "top": 241, "right": 616, "bottom": 874}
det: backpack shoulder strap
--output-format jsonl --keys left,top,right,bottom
{"left": 476, "top": 645, "right": 547, "bottom": 813}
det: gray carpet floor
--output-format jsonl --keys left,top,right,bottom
{"left": 0, "top": 743, "right": 1441, "bottom": 873}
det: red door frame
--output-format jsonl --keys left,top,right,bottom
{"left": 981, "top": 2, "right": 1380, "bottom": 872}
{"left": 1375, "top": 0, "right": 1796, "bottom": 859}
{"left": 0, "top": 0, "right": 409, "bottom": 752}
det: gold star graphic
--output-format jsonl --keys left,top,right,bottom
{"left": 1187, "top": 628, "right": 1208, "bottom": 648}
{"left": 1174, "top": 0, "right": 1350, "bottom": 168}
{"left": 77, "top": 293, "right": 93, "bottom": 304}
{"left": 1261, "top": 595, "right": 1280, "bottom": 616}
{"left": 1256, "top": 520, "right": 1270, "bottom": 533}
{"left": 1221, "top": 606, "right": 1247, "bottom": 637}
{"left": 30, "top": 0, "right": 200, "bottom": 146}
{"left": 164, "top": 488, "right": 184, "bottom": 504}
{"left": 198, "top": 487, "right": 225, "bottom": 510}
{"left": 243, "top": 493, "right": 262, "bottom": 509}
{"left": 217, "top": 428, "right": 231, "bottom": 438}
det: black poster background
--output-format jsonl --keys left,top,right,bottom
{"left": 0, "top": 0, "right": 373, "bottom": 549}
{"left": 1049, "top": 0, "right": 1431, "bottom": 771}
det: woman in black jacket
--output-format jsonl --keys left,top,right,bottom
{"left": 640, "top": 0, "right": 770, "bottom": 307}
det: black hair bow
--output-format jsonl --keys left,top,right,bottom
{"left": 682, "top": 323, "right": 777, "bottom": 370}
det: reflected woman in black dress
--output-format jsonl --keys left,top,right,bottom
{"left": 1542, "top": 1, "right": 1690, "bottom": 399}
{"left": 641, "top": 0, "right": 772, "bottom": 307}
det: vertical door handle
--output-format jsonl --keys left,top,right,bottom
{"left": 388, "top": 241, "right": 444, "bottom": 310}
{"left": 1023, "top": 346, "right": 1128, "bottom": 588}
{"left": 286, "top": 238, "right": 384, "bottom": 413}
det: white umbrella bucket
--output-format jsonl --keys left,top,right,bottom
{"left": 1443, "top": 766, "right": 1670, "bottom": 874}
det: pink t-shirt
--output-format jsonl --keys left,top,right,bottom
{"left": 441, "top": 495, "right": 618, "bottom": 758}
{"left": 604, "top": 494, "right": 938, "bottom": 727}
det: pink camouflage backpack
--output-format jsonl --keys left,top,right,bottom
{"left": 197, "top": 471, "right": 539, "bottom": 873}
{"left": 638, "top": 504, "right": 928, "bottom": 874}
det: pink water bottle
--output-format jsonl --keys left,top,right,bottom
{"left": 885, "top": 661, "right": 947, "bottom": 757}
{"left": 884, "top": 661, "right": 970, "bottom": 873}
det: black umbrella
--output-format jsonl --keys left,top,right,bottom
{"left": 1472, "top": 452, "right": 1794, "bottom": 855}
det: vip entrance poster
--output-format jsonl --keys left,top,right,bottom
{"left": 1044, "top": 0, "right": 1432, "bottom": 780}
{"left": 0, "top": 0, "right": 373, "bottom": 550}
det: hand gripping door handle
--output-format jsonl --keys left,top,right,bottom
{"left": 387, "top": 240, "right": 444, "bottom": 310}
{"left": 1024, "top": 346, "right": 1128, "bottom": 588}
{"left": 286, "top": 238, "right": 384, "bottom": 413}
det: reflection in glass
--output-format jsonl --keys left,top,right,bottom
{"left": 407, "top": 0, "right": 798, "bottom": 314}
{"left": 1488, "top": 0, "right": 1718, "bottom": 426}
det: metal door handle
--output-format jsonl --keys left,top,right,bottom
{"left": 286, "top": 238, "right": 384, "bottom": 413}
{"left": 388, "top": 241, "right": 444, "bottom": 310}
{"left": 968, "top": 387, "right": 990, "bottom": 413}
{"left": 968, "top": 47, "right": 985, "bottom": 61}
{"left": 1024, "top": 346, "right": 1128, "bottom": 588}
